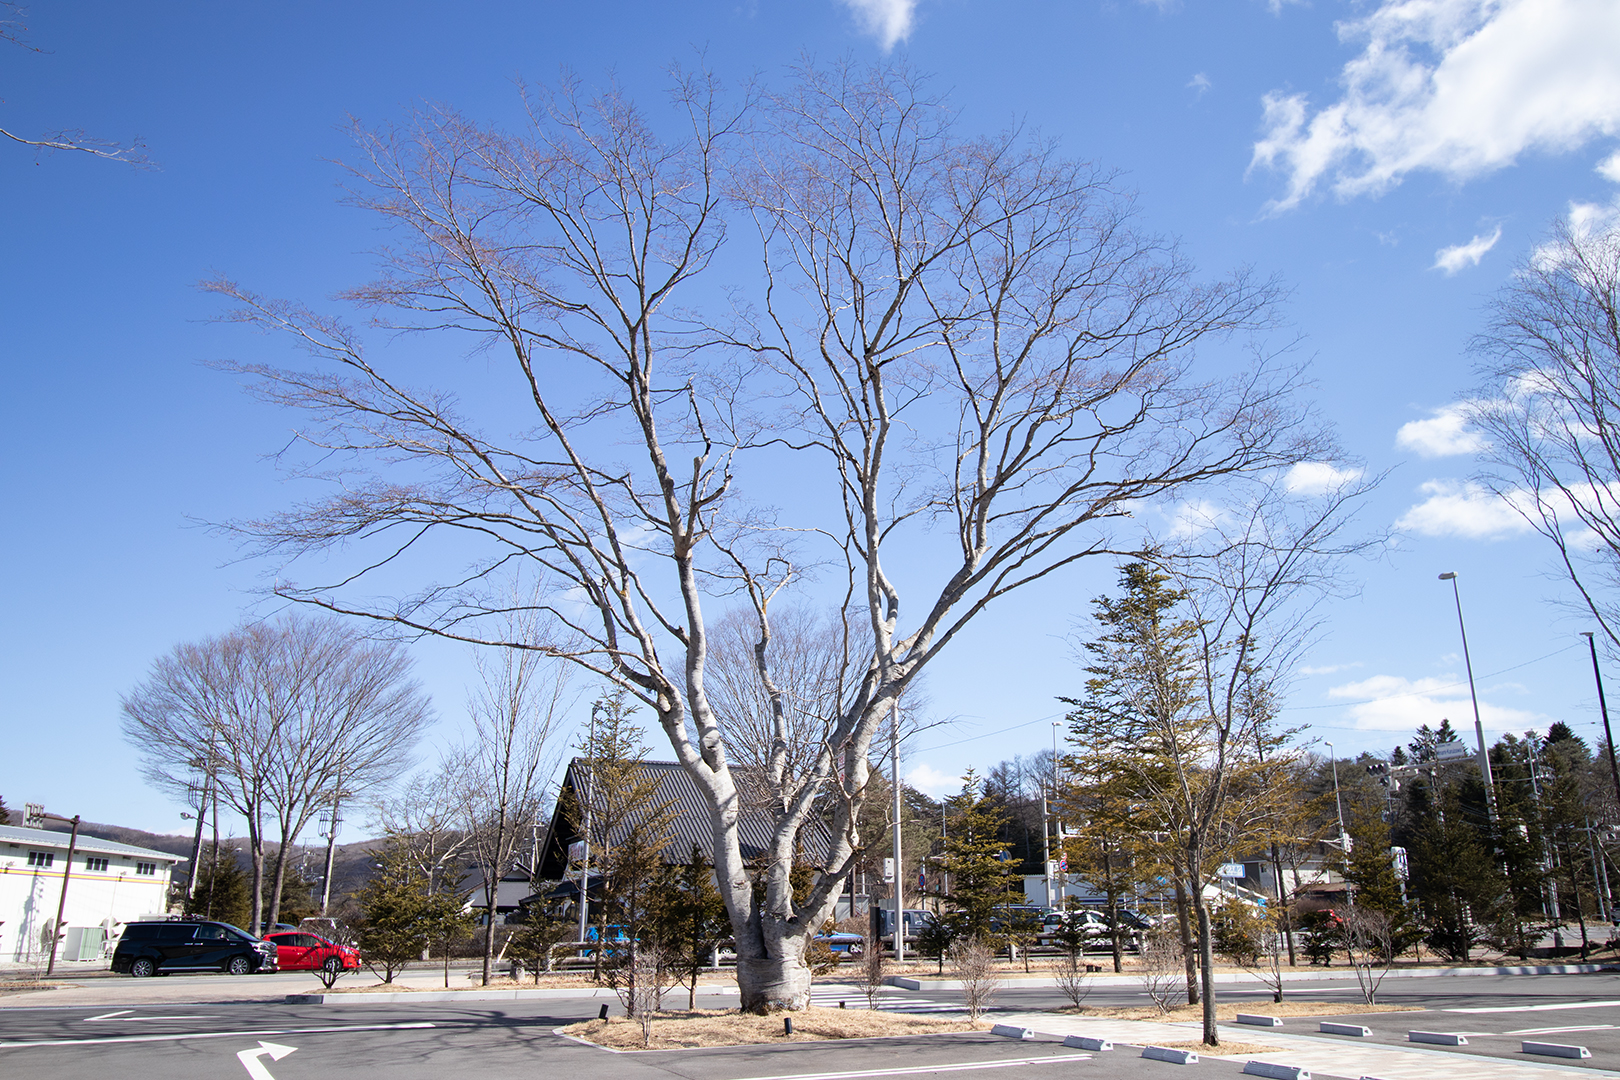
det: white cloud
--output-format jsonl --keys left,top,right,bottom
{"left": 1165, "top": 499, "right": 1226, "bottom": 538}
{"left": 1284, "top": 461, "right": 1365, "bottom": 495}
{"left": 1188, "top": 73, "right": 1212, "bottom": 96}
{"left": 1251, "top": 0, "right": 1620, "bottom": 211}
{"left": 1433, "top": 226, "right": 1502, "bottom": 274}
{"left": 1395, "top": 403, "right": 1486, "bottom": 457}
{"left": 1394, "top": 478, "right": 1531, "bottom": 538}
{"left": 905, "top": 763, "right": 960, "bottom": 797}
{"left": 1300, "top": 661, "right": 1364, "bottom": 676}
{"left": 839, "top": 0, "right": 918, "bottom": 50}
{"left": 1600, "top": 150, "right": 1620, "bottom": 184}
{"left": 1326, "top": 672, "right": 1549, "bottom": 732}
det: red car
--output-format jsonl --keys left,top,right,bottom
{"left": 262, "top": 931, "right": 362, "bottom": 974}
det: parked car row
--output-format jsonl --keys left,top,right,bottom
{"left": 110, "top": 917, "right": 360, "bottom": 977}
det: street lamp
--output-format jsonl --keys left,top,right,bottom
{"left": 1324, "top": 742, "right": 1348, "bottom": 851}
{"left": 577, "top": 700, "right": 602, "bottom": 945}
{"left": 1438, "top": 572, "right": 1499, "bottom": 822}
{"left": 1580, "top": 632, "right": 1620, "bottom": 814}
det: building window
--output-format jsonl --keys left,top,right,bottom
{"left": 26, "top": 851, "right": 54, "bottom": 868}
{"left": 135, "top": 862, "right": 157, "bottom": 876}
{"left": 86, "top": 857, "right": 109, "bottom": 872}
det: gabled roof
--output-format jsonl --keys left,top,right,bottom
{"left": 536, "top": 759, "right": 829, "bottom": 879}
{"left": 0, "top": 825, "right": 186, "bottom": 863}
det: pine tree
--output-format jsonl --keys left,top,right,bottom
{"left": 352, "top": 838, "right": 451, "bottom": 983}
{"left": 650, "top": 845, "right": 731, "bottom": 1008}
{"left": 184, "top": 849, "right": 251, "bottom": 930}
{"left": 941, "top": 770, "right": 1015, "bottom": 942}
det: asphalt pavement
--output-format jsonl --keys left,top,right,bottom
{"left": 5, "top": 970, "right": 1620, "bottom": 1079}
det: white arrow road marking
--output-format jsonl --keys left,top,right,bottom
{"left": 84, "top": 1010, "right": 223, "bottom": 1022}
{"left": 237, "top": 1040, "right": 296, "bottom": 1080}
{"left": 0, "top": 1021, "right": 434, "bottom": 1049}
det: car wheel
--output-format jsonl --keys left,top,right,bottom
{"left": 130, "top": 958, "right": 156, "bottom": 978}
{"left": 322, "top": 956, "right": 342, "bottom": 975}
{"left": 228, "top": 956, "right": 253, "bottom": 976}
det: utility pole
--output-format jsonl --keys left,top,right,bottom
{"left": 891, "top": 700, "right": 905, "bottom": 962}
{"left": 1581, "top": 632, "right": 1620, "bottom": 814}
{"left": 44, "top": 812, "right": 81, "bottom": 975}
{"left": 318, "top": 770, "right": 344, "bottom": 918}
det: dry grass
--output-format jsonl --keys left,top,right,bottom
{"left": 561, "top": 1007, "right": 981, "bottom": 1050}
{"left": 1154, "top": 1041, "right": 1282, "bottom": 1056}
{"left": 1061, "top": 1000, "right": 1418, "bottom": 1022}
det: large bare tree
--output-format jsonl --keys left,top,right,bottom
{"left": 208, "top": 63, "right": 1326, "bottom": 1008}
{"left": 1469, "top": 219, "right": 1620, "bottom": 647}
{"left": 122, "top": 616, "right": 432, "bottom": 932}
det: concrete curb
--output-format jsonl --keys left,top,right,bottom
{"left": 888, "top": 963, "right": 1616, "bottom": 991}
{"left": 287, "top": 986, "right": 632, "bottom": 1004}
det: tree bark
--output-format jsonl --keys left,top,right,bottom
{"left": 1172, "top": 875, "right": 1199, "bottom": 1005}
{"left": 1193, "top": 887, "right": 1218, "bottom": 1046}
{"left": 736, "top": 951, "right": 812, "bottom": 1012}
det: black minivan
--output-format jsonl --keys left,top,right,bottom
{"left": 111, "top": 920, "right": 278, "bottom": 977}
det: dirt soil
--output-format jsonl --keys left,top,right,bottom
{"left": 323, "top": 973, "right": 732, "bottom": 993}
{"left": 1065, "top": 1000, "right": 1418, "bottom": 1022}
{"left": 561, "top": 1007, "right": 982, "bottom": 1050}
{"left": 1154, "top": 1041, "right": 1282, "bottom": 1056}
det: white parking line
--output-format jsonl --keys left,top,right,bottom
{"left": 1449, "top": 999, "right": 1620, "bottom": 1014}
{"left": 1506, "top": 1024, "right": 1617, "bottom": 1036}
{"left": 0, "top": 1021, "right": 435, "bottom": 1050}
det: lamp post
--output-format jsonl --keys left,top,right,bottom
{"left": 1580, "top": 632, "right": 1620, "bottom": 813}
{"left": 37, "top": 810, "right": 82, "bottom": 976}
{"left": 1324, "top": 742, "right": 1348, "bottom": 850}
{"left": 1438, "top": 572, "right": 1499, "bottom": 822}
{"left": 891, "top": 700, "right": 905, "bottom": 963}
{"left": 576, "top": 700, "right": 601, "bottom": 945}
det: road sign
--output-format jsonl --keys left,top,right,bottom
{"left": 1435, "top": 743, "right": 1471, "bottom": 762}
{"left": 24, "top": 803, "right": 44, "bottom": 828}
{"left": 882, "top": 857, "right": 895, "bottom": 882}
{"left": 1217, "top": 863, "right": 1246, "bottom": 878}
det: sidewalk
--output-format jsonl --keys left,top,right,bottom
{"left": 997, "top": 1011, "right": 1620, "bottom": 1080}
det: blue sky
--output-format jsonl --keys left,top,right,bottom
{"left": 3, "top": 0, "right": 1619, "bottom": 834}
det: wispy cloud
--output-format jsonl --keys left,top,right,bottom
{"left": 1327, "top": 672, "right": 1549, "bottom": 733}
{"left": 1300, "top": 661, "right": 1364, "bottom": 676}
{"left": 1434, "top": 227, "right": 1503, "bottom": 274}
{"left": 1188, "top": 73, "right": 1212, "bottom": 96}
{"left": 1395, "top": 403, "right": 1487, "bottom": 458}
{"left": 1251, "top": 0, "right": 1620, "bottom": 212}
{"left": 839, "top": 0, "right": 918, "bottom": 50}
{"left": 1395, "top": 479, "right": 1531, "bottom": 539}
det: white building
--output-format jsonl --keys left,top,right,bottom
{"left": 0, "top": 825, "right": 185, "bottom": 964}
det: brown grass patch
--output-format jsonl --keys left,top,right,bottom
{"left": 1153, "top": 1041, "right": 1282, "bottom": 1056}
{"left": 560, "top": 1006, "right": 981, "bottom": 1050}
{"left": 1062, "top": 1000, "right": 1419, "bottom": 1022}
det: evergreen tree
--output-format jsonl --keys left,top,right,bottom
{"left": 941, "top": 769, "right": 1015, "bottom": 941}
{"left": 352, "top": 837, "right": 462, "bottom": 983}
{"left": 649, "top": 846, "right": 731, "bottom": 1008}
{"left": 1405, "top": 787, "right": 1508, "bottom": 962}
{"left": 0, "top": 796, "right": 10, "bottom": 826}
{"left": 184, "top": 849, "right": 251, "bottom": 929}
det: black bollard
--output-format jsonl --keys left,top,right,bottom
{"left": 598, "top": 1003, "right": 609, "bottom": 1020}
{"left": 784, "top": 1017, "right": 793, "bottom": 1036}
{"left": 839, "top": 1001, "right": 846, "bottom": 1009}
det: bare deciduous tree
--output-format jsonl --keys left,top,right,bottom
{"left": 449, "top": 624, "right": 573, "bottom": 985}
{"left": 1, "top": 2, "right": 149, "bottom": 165}
{"left": 122, "top": 616, "right": 432, "bottom": 932}
{"left": 209, "top": 62, "right": 1327, "bottom": 1009}
{"left": 1470, "top": 219, "right": 1620, "bottom": 647}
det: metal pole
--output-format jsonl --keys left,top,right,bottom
{"left": 577, "top": 703, "right": 599, "bottom": 945}
{"left": 45, "top": 815, "right": 81, "bottom": 975}
{"left": 1325, "top": 742, "right": 1348, "bottom": 848}
{"left": 892, "top": 701, "right": 905, "bottom": 962}
{"left": 1581, "top": 633, "right": 1620, "bottom": 815}
{"left": 185, "top": 771, "right": 208, "bottom": 901}
{"left": 1439, "top": 572, "right": 1499, "bottom": 822}
{"left": 1040, "top": 793, "right": 1052, "bottom": 909}
{"left": 319, "top": 797, "right": 341, "bottom": 917}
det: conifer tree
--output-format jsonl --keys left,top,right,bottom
{"left": 941, "top": 770, "right": 1015, "bottom": 942}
